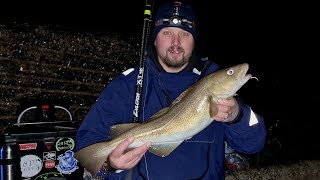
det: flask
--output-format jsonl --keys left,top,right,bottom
{"left": 0, "top": 137, "right": 21, "bottom": 180}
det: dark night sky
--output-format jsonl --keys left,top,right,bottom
{"left": 1, "top": 1, "right": 295, "bottom": 76}
{"left": 1, "top": 1, "right": 298, "bottom": 65}
{"left": 1, "top": 1, "right": 317, "bottom": 159}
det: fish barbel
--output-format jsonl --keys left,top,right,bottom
{"left": 74, "top": 63, "right": 252, "bottom": 175}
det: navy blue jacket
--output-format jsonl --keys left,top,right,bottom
{"left": 76, "top": 56, "right": 266, "bottom": 180}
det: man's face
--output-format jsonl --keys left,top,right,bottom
{"left": 154, "top": 27, "right": 194, "bottom": 72}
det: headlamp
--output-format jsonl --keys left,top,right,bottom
{"left": 156, "top": 16, "right": 195, "bottom": 29}
{"left": 154, "top": 1, "right": 196, "bottom": 29}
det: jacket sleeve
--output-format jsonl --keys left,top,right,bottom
{"left": 224, "top": 100, "right": 267, "bottom": 154}
{"left": 75, "top": 75, "right": 134, "bottom": 151}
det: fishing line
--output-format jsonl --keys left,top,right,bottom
{"left": 142, "top": 68, "right": 149, "bottom": 122}
{"left": 149, "top": 138, "right": 216, "bottom": 145}
{"left": 143, "top": 154, "right": 150, "bottom": 180}
{"left": 141, "top": 61, "right": 150, "bottom": 180}
{"left": 184, "top": 139, "right": 216, "bottom": 143}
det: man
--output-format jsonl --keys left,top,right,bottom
{"left": 76, "top": 1, "right": 266, "bottom": 179}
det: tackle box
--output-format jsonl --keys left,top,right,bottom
{"left": 0, "top": 104, "right": 84, "bottom": 180}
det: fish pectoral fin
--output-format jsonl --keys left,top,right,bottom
{"left": 148, "top": 140, "right": 184, "bottom": 157}
{"left": 110, "top": 123, "right": 140, "bottom": 138}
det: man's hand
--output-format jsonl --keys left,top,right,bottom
{"left": 211, "top": 97, "right": 240, "bottom": 123}
{"left": 108, "top": 137, "right": 151, "bottom": 170}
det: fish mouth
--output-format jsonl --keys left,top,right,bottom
{"left": 240, "top": 73, "right": 252, "bottom": 85}
{"left": 236, "top": 63, "right": 251, "bottom": 86}
{"left": 230, "top": 74, "right": 251, "bottom": 95}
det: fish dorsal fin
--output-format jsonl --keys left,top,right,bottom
{"left": 146, "top": 87, "right": 193, "bottom": 123}
{"left": 148, "top": 140, "right": 184, "bottom": 157}
{"left": 110, "top": 107, "right": 170, "bottom": 138}
{"left": 109, "top": 123, "right": 140, "bottom": 138}
{"left": 147, "top": 106, "right": 170, "bottom": 121}
{"left": 171, "top": 87, "right": 194, "bottom": 106}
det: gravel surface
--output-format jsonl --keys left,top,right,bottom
{"left": 226, "top": 160, "right": 320, "bottom": 180}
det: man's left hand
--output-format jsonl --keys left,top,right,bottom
{"left": 211, "top": 97, "right": 240, "bottom": 123}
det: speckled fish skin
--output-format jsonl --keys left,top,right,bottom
{"left": 74, "top": 63, "right": 252, "bottom": 175}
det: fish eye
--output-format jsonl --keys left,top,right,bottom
{"left": 227, "top": 69, "right": 234, "bottom": 75}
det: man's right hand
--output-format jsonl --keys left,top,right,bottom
{"left": 108, "top": 137, "right": 151, "bottom": 170}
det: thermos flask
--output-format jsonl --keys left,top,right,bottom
{"left": 0, "top": 137, "right": 21, "bottom": 180}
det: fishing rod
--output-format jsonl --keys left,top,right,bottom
{"left": 132, "top": 0, "right": 154, "bottom": 123}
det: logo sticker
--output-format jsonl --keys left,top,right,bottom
{"left": 43, "top": 151, "right": 56, "bottom": 161}
{"left": 44, "top": 160, "right": 56, "bottom": 169}
{"left": 55, "top": 138, "right": 75, "bottom": 151}
{"left": 20, "top": 154, "right": 43, "bottom": 178}
{"left": 19, "top": 143, "right": 37, "bottom": 150}
{"left": 56, "top": 150, "right": 79, "bottom": 174}
{"left": 34, "top": 172, "right": 64, "bottom": 180}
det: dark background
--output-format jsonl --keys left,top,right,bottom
{"left": 1, "top": 0, "right": 317, "bottom": 160}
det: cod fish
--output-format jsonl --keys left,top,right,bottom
{"left": 74, "top": 63, "right": 253, "bottom": 175}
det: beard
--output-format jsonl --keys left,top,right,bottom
{"left": 159, "top": 46, "right": 190, "bottom": 69}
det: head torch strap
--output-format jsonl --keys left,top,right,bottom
{"left": 173, "top": 1, "right": 182, "bottom": 16}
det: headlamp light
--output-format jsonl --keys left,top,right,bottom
{"left": 171, "top": 16, "right": 181, "bottom": 25}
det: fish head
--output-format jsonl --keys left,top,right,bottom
{"left": 207, "top": 63, "right": 252, "bottom": 99}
